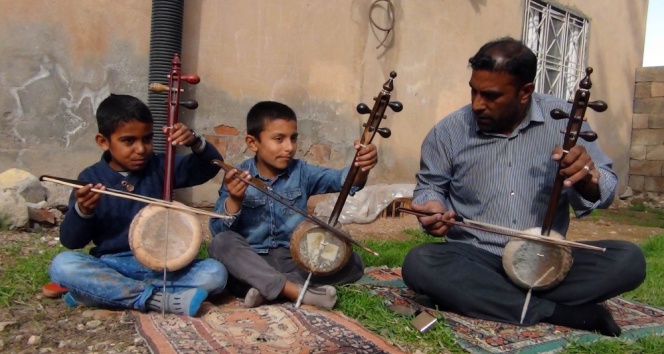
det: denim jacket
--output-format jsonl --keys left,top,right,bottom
{"left": 209, "top": 158, "right": 357, "bottom": 253}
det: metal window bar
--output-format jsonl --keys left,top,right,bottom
{"left": 522, "top": 0, "right": 589, "bottom": 100}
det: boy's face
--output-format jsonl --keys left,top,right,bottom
{"left": 246, "top": 118, "right": 298, "bottom": 179}
{"left": 96, "top": 120, "right": 154, "bottom": 172}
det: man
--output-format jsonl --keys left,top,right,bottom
{"left": 402, "top": 37, "right": 645, "bottom": 337}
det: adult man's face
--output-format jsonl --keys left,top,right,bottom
{"left": 469, "top": 69, "right": 533, "bottom": 135}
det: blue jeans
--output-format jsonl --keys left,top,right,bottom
{"left": 49, "top": 251, "right": 227, "bottom": 311}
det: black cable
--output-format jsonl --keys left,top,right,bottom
{"left": 369, "top": 0, "right": 395, "bottom": 49}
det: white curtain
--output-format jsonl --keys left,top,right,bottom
{"left": 565, "top": 26, "right": 581, "bottom": 99}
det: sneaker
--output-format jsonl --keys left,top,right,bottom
{"left": 42, "top": 282, "right": 68, "bottom": 298}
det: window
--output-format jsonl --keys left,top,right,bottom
{"left": 522, "top": 0, "right": 590, "bottom": 100}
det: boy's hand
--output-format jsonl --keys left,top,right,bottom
{"left": 75, "top": 183, "right": 104, "bottom": 215}
{"left": 353, "top": 141, "right": 378, "bottom": 172}
{"left": 224, "top": 168, "right": 251, "bottom": 214}
{"left": 163, "top": 123, "right": 201, "bottom": 148}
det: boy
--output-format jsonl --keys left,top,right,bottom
{"left": 208, "top": 101, "right": 378, "bottom": 310}
{"left": 49, "top": 94, "right": 228, "bottom": 316}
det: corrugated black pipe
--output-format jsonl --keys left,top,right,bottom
{"left": 148, "top": 0, "right": 184, "bottom": 153}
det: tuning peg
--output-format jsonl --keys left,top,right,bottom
{"left": 356, "top": 103, "right": 371, "bottom": 114}
{"left": 588, "top": 100, "right": 608, "bottom": 112}
{"left": 579, "top": 131, "right": 598, "bottom": 142}
{"left": 550, "top": 109, "right": 569, "bottom": 120}
{"left": 149, "top": 83, "right": 184, "bottom": 93}
{"left": 377, "top": 127, "right": 391, "bottom": 138}
{"left": 388, "top": 101, "right": 403, "bottom": 112}
{"left": 149, "top": 83, "right": 168, "bottom": 93}
{"left": 180, "top": 100, "right": 199, "bottom": 109}
{"left": 166, "top": 74, "right": 201, "bottom": 85}
{"left": 181, "top": 74, "right": 200, "bottom": 85}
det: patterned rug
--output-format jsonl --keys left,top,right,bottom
{"left": 358, "top": 267, "right": 664, "bottom": 354}
{"left": 134, "top": 296, "right": 405, "bottom": 354}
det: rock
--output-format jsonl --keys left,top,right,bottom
{"left": 0, "top": 168, "right": 47, "bottom": 203}
{"left": 0, "top": 321, "right": 19, "bottom": 332}
{"left": 82, "top": 309, "right": 121, "bottom": 320}
{"left": 619, "top": 186, "right": 633, "bottom": 199}
{"left": 40, "top": 180, "right": 71, "bottom": 209}
{"left": 0, "top": 189, "right": 29, "bottom": 229}
{"left": 28, "top": 207, "right": 56, "bottom": 225}
{"left": 27, "top": 334, "right": 41, "bottom": 345}
{"left": 85, "top": 319, "right": 103, "bottom": 328}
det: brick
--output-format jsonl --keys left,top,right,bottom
{"left": 628, "top": 175, "right": 645, "bottom": 191}
{"left": 634, "top": 82, "right": 651, "bottom": 98}
{"left": 206, "top": 135, "right": 228, "bottom": 156}
{"left": 646, "top": 145, "right": 664, "bottom": 161}
{"left": 651, "top": 114, "right": 664, "bottom": 128}
{"left": 644, "top": 177, "right": 664, "bottom": 193}
{"left": 633, "top": 97, "right": 664, "bottom": 114}
{"left": 630, "top": 160, "right": 663, "bottom": 176}
{"left": 632, "top": 114, "right": 649, "bottom": 129}
{"left": 631, "top": 129, "right": 664, "bottom": 145}
{"left": 214, "top": 125, "right": 240, "bottom": 136}
{"left": 636, "top": 67, "right": 664, "bottom": 82}
{"left": 652, "top": 82, "right": 664, "bottom": 97}
{"left": 630, "top": 145, "right": 647, "bottom": 160}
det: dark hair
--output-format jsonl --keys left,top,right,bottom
{"left": 246, "top": 101, "right": 297, "bottom": 138}
{"left": 468, "top": 37, "right": 537, "bottom": 86}
{"left": 96, "top": 94, "right": 153, "bottom": 138}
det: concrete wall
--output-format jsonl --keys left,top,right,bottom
{"left": 630, "top": 66, "right": 664, "bottom": 195}
{"left": 0, "top": 0, "right": 648, "bottom": 206}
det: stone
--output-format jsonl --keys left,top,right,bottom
{"left": 40, "top": 180, "right": 71, "bottom": 209}
{"left": 632, "top": 114, "right": 649, "bottom": 129}
{"left": 27, "top": 335, "right": 41, "bottom": 345}
{"left": 0, "top": 168, "right": 47, "bottom": 203}
{"left": 0, "top": 189, "right": 29, "bottom": 229}
{"left": 27, "top": 207, "right": 56, "bottom": 225}
{"left": 619, "top": 186, "right": 634, "bottom": 199}
{"left": 633, "top": 97, "right": 664, "bottom": 114}
{"left": 0, "top": 321, "right": 18, "bottom": 332}
{"left": 651, "top": 82, "right": 664, "bottom": 97}
{"left": 636, "top": 67, "right": 664, "bottom": 82}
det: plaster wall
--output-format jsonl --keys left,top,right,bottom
{"left": 0, "top": 0, "right": 648, "bottom": 205}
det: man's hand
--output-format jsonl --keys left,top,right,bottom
{"left": 552, "top": 145, "right": 600, "bottom": 202}
{"left": 411, "top": 200, "right": 456, "bottom": 237}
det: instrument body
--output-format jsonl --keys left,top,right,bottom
{"left": 290, "top": 221, "right": 353, "bottom": 275}
{"left": 290, "top": 72, "right": 402, "bottom": 275}
{"left": 502, "top": 68, "right": 606, "bottom": 291}
{"left": 129, "top": 202, "right": 202, "bottom": 271}
{"left": 131, "top": 53, "right": 201, "bottom": 272}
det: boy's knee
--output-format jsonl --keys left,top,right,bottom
{"left": 198, "top": 260, "right": 228, "bottom": 294}
{"left": 208, "top": 231, "right": 243, "bottom": 259}
{"left": 49, "top": 251, "right": 88, "bottom": 281}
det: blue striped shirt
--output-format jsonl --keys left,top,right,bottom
{"left": 414, "top": 93, "right": 617, "bottom": 256}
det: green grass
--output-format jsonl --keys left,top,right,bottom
{"left": 586, "top": 206, "right": 664, "bottom": 228}
{"left": 0, "top": 240, "right": 66, "bottom": 307}
{"left": 622, "top": 234, "right": 664, "bottom": 306}
{"left": 1, "top": 222, "right": 663, "bottom": 353}
{"left": 341, "top": 229, "right": 664, "bottom": 354}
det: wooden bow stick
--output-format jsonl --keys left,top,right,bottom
{"left": 40, "top": 175, "right": 233, "bottom": 220}
{"left": 396, "top": 207, "right": 605, "bottom": 252}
